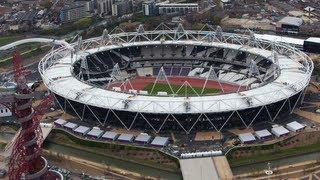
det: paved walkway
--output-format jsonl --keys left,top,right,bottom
{"left": 180, "top": 157, "right": 219, "bottom": 180}
{"left": 180, "top": 156, "right": 233, "bottom": 180}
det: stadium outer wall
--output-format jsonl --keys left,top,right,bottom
{"left": 54, "top": 90, "right": 303, "bottom": 133}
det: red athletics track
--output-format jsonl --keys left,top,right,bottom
{"left": 107, "top": 76, "right": 245, "bottom": 93}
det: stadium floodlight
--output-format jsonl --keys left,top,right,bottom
{"left": 175, "top": 81, "right": 200, "bottom": 97}
{"left": 76, "top": 36, "right": 83, "bottom": 53}
{"left": 202, "top": 66, "right": 224, "bottom": 94}
{"left": 80, "top": 57, "right": 89, "bottom": 81}
{"left": 150, "top": 67, "right": 174, "bottom": 95}
{"left": 175, "top": 23, "right": 185, "bottom": 40}
{"left": 137, "top": 24, "right": 145, "bottom": 34}
{"left": 215, "top": 26, "right": 223, "bottom": 41}
{"left": 110, "top": 63, "right": 122, "bottom": 81}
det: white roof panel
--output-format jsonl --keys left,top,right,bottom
{"left": 74, "top": 126, "right": 90, "bottom": 134}
{"left": 64, "top": 122, "right": 78, "bottom": 129}
{"left": 54, "top": 118, "right": 66, "bottom": 125}
{"left": 238, "top": 133, "right": 256, "bottom": 142}
{"left": 255, "top": 129, "right": 272, "bottom": 138}
{"left": 102, "top": 131, "right": 118, "bottom": 139}
{"left": 272, "top": 126, "right": 289, "bottom": 136}
{"left": 286, "top": 121, "right": 305, "bottom": 131}
{"left": 87, "top": 128, "right": 104, "bottom": 137}
{"left": 151, "top": 136, "right": 169, "bottom": 146}
{"left": 135, "top": 134, "right": 152, "bottom": 142}
{"left": 118, "top": 133, "right": 134, "bottom": 141}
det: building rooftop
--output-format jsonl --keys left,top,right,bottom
{"left": 135, "top": 134, "right": 152, "bottom": 143}
{"left": 255, "top": 129, "right": 272, "bottom": 138}
{"left": 286, "top": 121, "right": 305, "bottom": 131}
{"left": 271, "top": 126, "right": 290, "bottom": 136}
{"left": 238, "top": 133, "right": 256, "bottom": 142}
{"left": 73, "top": 125, "right": 90, "bottom": 134}
{"left": 118, "top": 133, "right": 134, "bottom": 142}
{"left": 54, "top": 118, "right": 67, "bottom": 126}
{"left": 63, "top": 122, "right": 78, "bottom": 129}
{"left": 151, "top": 136, "right": 169, "bottom": 146}
{"left": 87, "top": 128, "right": 104, "bottom": 137}
{"left": 102, "top": 131, "right": 118, "bottom": 140}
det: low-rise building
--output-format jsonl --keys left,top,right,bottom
{"left": 60, "top": 2, "right": 90, "bottom": 23}
{"left": 276, "top": 16, "right": 303, "bottom": 33}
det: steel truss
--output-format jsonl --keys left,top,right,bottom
{"left": 54, "top": 89, "right": 304, "bottom": 134}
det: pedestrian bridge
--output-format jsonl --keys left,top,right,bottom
{"left": 0, "top": 38, "right": 71, "bottom": 51}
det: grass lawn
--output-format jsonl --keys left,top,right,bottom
{"left": 143, "top": 83, "right": 220, "bottom": 96}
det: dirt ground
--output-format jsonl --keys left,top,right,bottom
{"left": 294, "top": 109, "right": 320, "bottom": 123}
{"left": 43, "top": 150, "right": 148, "bottom": 180}
{"left": 228, "top": 127, "right": 254, "bottom": 135}
{"left": 194, "top": 131, "right": 223, "bottom": 141}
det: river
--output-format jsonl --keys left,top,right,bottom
{"left": 44, "top": 142, "right": 182, "bottom": 180}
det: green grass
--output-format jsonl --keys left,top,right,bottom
{"left": 45, "top": 129, "right": 180, "bottom": 172}
{"left": 0, "top": 36, "right": 21, "bottom": 47}
{"left": 227, "top": 140, "right": 320, "bottom": 167}
{"left": 0, "top": 142, "right": 7, "bottom": 151}
{"left": 143, "top": 83, "right": 220, "bottom": 96}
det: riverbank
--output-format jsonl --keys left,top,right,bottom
{"left": 227, "top": 131, "right": 320, "bottom": 167}
{"left": 44, "top": 129, "right": 182, "bottom": 179}
{"left": 43, "top": 150, "right": 152, "bottom": 179}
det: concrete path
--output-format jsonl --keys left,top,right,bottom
{"left": 180, "top": 157, "right": 219, "bottom": 180}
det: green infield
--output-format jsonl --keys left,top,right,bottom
{"left": 143, "top": 83, "right": 220, "bottom": 95}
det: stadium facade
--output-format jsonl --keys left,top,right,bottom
{"left": 39, "top": 24, "right": 313, "bottom": 133}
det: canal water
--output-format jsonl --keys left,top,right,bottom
{"left": 44, "top": 142, "right": 182, "bottom": 180}
{"left": 232, "top": 151, "right": 320, "bottom": 175}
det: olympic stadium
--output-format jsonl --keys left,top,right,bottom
{"left": 39, "top": 24, "right": 313, "bottom": 134}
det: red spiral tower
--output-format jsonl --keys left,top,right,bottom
{"left": 7, "top": 51, "right": 58, "bottom": 179}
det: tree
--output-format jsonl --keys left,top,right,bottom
{"left": 73, "top": 17, "right": 93, "bottom": 30}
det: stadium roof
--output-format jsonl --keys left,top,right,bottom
{"left": 271, "top": 126, "right": 289, "bottom": 137}
{"left": 87, "top": 128, "right": 104, "bottom": 137}
{"left": 238, "top": 133, "right": 256, "bottom": 143}
{"left": 151, "top": 136, "right": 169, "bottom": 146}
{"left": 286, "top": 121, "right": 305, "bottom": 132}
{"left": 118, "top": 133, "right": 134, "bottom": 142}
{"left": 63, "top": 122, "right": 78, "bottom": 129}
{"left": 135, "top": 134, "right": 152, "bottom": 143}
{"left": 254, "top": 129, "right": 272, "bottom": 139}
{"left": 41, "top": 40, "right": 312, "bottom": 114}
{"left": 102, "top": 131, "right": 118, "bottom": 140}
{"left": 54, "top": 118, "right": 67, "bottom": 126}
{"left": 73, "top": 126, "right": 90, "bottom": 134}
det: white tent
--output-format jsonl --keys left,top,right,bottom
{"left": 271, "top": 126, "right": 289, "bottom": 137}
{"left": 286, "top": 121, "right": 305, "bottom": 132}
{"left": 238, "top": 133, "right": 256, "bottom": 143}
{"left": 255, "top": 129, "right": 272, "bottom": 140}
